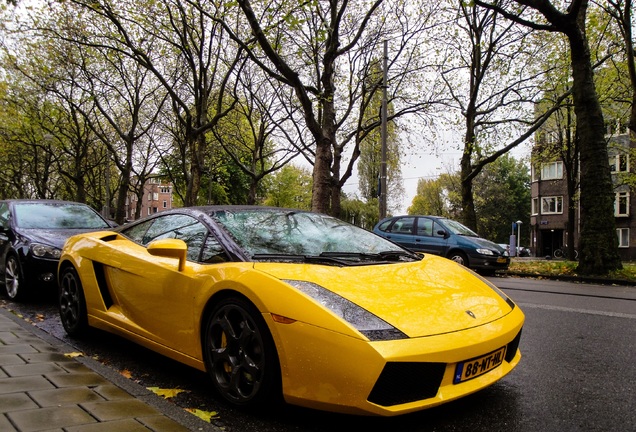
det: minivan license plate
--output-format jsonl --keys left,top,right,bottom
{"left": 453, "top": 347, "right": 506, "bottom": 384}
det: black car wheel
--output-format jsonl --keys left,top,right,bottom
{"left": 448, "top": 250, "right": 468, "bottom": 267}
{"left": 4, "top": 255, "right": 27, "bottom": 301}
{"left": 58, "top": 266, "right": 89, "bottom": 337}
{"left": 203, "top": 296, "right": 281, "bottom": 408}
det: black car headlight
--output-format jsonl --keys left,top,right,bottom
{"left": 30, "top": 243, "right": 62, "bottom": 259}
{"left": 284, "top": 279, "right": 407, "bottom": 341}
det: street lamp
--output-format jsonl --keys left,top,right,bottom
{"left": 516, "top": 220, "right": 523, "bottom": 251}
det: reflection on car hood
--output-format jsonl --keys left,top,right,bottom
{"left": 19, "top": 228, "right": 102, "bottom": 249}
{"left": 466, "top": 236, "right": 504, "bottom": 252}
{"left": 255, "top": 254, "right": 512, "bottom": 338}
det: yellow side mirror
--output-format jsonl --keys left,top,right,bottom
{"left": 147, "top": 238, "right": 187, "bottom": 271}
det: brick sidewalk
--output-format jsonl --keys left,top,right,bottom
{"left": 0, "top": 307, "right": 219, "bottom": 432}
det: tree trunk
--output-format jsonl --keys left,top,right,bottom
{"left": 568, "top": 26, "right": 622, "bottom": 274}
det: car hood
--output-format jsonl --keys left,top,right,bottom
{"left": 18, "top": 228, "right": 102, "bottom": 249}
{"left": 462, "top": 236, "right": 504, "bottom": 253}
{"left": 254, "top": 255, "right": 513, "bottom": 338}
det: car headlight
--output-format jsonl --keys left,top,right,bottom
{"left": 30, "top": 243, "right": 62, "bottom": 259}
{"left": 476, "top": 248, "right": 495, "bottom": 256}
{"left": 284, "top": 280, "right": 407, "bottom": 341}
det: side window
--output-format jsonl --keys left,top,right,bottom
{"left": 122, "top": 214, "right": 225, "bottom": 263}
{"left": 416, "top": 218, "right": 433, "bottom": 236}
{"left": 121, "top": 219, "right": 154, "bottom": 244}
{"left": 433, "top": 221, "right": 446, "bottom": 237}
{"left": 0, "top": 203, "right": 9, "bottom": 229}
{"left": 200, "top": 236, "right": 228, "bottom": 263}
{"left": 377, "top": 219, "right": 392, "bottom": 232}
{"left": 391, "top": 217, "right": 415, "bottom": 234}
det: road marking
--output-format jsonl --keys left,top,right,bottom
{"left": 517, "top": 302, "right": 636, "bottom": 320}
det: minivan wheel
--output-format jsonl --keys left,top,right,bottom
{"left": 448, "top": 251, "right": 468, "bottom": 267}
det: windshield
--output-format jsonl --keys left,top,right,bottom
{"left": 442, "top": 218, "right": 479, "bottom": 237}
{"left": 14, "top": 203, "right": 110, "bottom": 229}
{"left": 210, "top": 209, "right": 406, "bottom": 258}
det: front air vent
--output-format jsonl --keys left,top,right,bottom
{"left": 92, "top": 262, "right": 114, "bottom": 308}
{"left": 368, "top": 362, "right": 445, "bottom": 406}
{"left": 505, "top": 328, "right": 522, "bottom": 363}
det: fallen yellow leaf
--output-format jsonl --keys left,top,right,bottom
{"left": 185, "top": 408, "right": 218, "bottom": 423}
{"left": 120, "top": 369, "right": 133, "bottom": 379}
{"left": 64, "top": 352, "right": 84, "bottom": 358}
{"left": 147, "top": 387, "right": 188, "bottom": 399}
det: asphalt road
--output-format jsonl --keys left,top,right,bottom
{"left": 2, "top": 276, "right": 635, "bottom": 432}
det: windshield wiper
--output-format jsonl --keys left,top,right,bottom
{"left": 319, "top": 250, "right": 420, "bottom": 262}
{"left": 251, "top": 253, "right": 349, "bottom": 266}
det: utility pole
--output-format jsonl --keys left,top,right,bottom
{"left": 379, "top": 40, "right": 388, "bottom": 219}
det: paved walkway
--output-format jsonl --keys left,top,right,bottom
{"left": 0, "top": 307, "right": 220, "bottom": 432}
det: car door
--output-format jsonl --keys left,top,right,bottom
{"left": 412, "top": 217, "right": 448, "bottom": 255}
{"left": 102, "top": 214, "right": 223, "bottom": 348}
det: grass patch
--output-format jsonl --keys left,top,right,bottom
{"left": 508, "top": 259, "right": 636, "bottom": 283}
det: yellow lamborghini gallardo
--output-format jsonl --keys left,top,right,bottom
{"left": 58, "top": 206, "right": 524, "bottom": 416}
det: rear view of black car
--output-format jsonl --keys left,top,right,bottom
{"left": 0, "top": 199, "right": 113, "bottom": 300}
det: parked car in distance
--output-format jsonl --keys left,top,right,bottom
{"left": 498, "top": 244, "right": 531, "bottom": 257}
{"left": 373, "top": 215, "right": 509, "bottom": 273}
{"left": 0, "top": 199, "right": 114, "bottom": 300}
{"left": 57, "top": 205, "right": 524, "bottom": 416}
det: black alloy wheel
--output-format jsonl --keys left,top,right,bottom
{"left": 203, "top": 296, "right": 281, "bottom": 408}
{"left": 58, "top": 266, "right": 89, "bottom": 337}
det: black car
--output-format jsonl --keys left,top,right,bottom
{"left": 0, "top": 199, "right": 114, "bottom": 300}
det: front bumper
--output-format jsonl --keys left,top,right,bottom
{"left": 22, "top": 255, "right": 59, "bottom": 288}
{"left": 268, "top": 306, "right": 524, "bottom": 416}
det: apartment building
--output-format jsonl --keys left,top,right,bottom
{"left": 530, "top": 126, "right": 634, "bottom": 260}
{"left": 126, "top": 178, "right": 173, "bottom": 221}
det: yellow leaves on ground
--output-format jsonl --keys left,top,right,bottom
{"left": 184, "top": 408, "right": 219, "bottom": 423}
{"left": 64, "top": 352, "right": 84, "bottom": 358}
{"left": 120, "top": 369, "right": 133, "bottom": 379}
{"left": 146, "top": 388, "right": 219, "bottom": 422}
{"left": 147, "top": 386, "right": 187, "bottom": 399}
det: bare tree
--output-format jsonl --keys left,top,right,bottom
{"left": 66, "top": 0, "right": 244, "bottom": 206}
{"left": 221, "top": 0, "right": 441, "bottom": 215}
{"left": 474, "top": 0, "right": 622, "bottom": 273}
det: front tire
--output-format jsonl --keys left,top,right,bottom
{"left": 448, "top": 250, "right": 468, "bottom": 267}
{"left": 58, "top": 266, "right": 89, "bottom": 338}
{"left": 203, "top": 296, "right": 281, "bottom": 408}
{"left": 4, "top": 255, "right": 28, "bottom": 301}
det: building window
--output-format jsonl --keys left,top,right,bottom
{"left": 532, "top": 198, "right": 539, "bottom": 215}
{"left": 541, "top": 196, "right": 563, "bottom": 214}
{"left": 610, "top": 154, "right": 629, "bottom": 173}
{"left": 615, "top": 191, "right": 630, "bottom": 216}
{"left": 617, "top": 228, "right": 629, "bottom": 248}
{"left": 540, "top": 161, "right": 563, "bottom": 180}
{"left": 153, "top": 192, "right": 159, "bottom": 201}
{"left": 163, "top": 200, "right": 167, "bottom": 209}
{"left": 148, "top": 193, "right": 152, "bottom": 201}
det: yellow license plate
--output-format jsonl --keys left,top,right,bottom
{"left": 497, "top": 257, "right": 507, "bottom": 263}
{"left": 454, "top": 347, "right": 506, "bottom": 384}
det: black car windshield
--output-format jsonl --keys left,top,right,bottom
{"left": 442, "top": 218, "right": 479, "bottom": 237}
{"left": 210, "top": 209, "right": 407, "bottom": 258}
{"left": 14, "top": 203, "right": 110, "bottom": 229}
